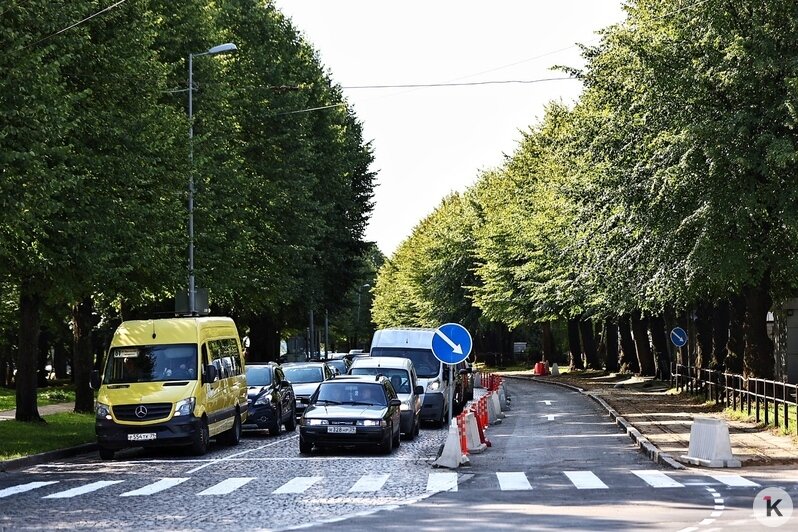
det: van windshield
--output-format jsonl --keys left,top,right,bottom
{"left": 103, "top": 344, "right": 198, "bottom": 384}
{"left": 369, "top": 348, "right": 439, "bottom": 378}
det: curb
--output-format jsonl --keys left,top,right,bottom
{"left": 0, "top": 442, "right": 97, "bottom": 473}
{"left": 502, "top": 374, "right": 685, "bottom": 470}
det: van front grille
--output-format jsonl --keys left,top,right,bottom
{"left": 113, "top": 403, "right": 172, "bottom": 421}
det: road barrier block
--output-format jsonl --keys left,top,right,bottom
{"left": 464, "top": 411, "right": 487, "bottom": 454}
{"left": 433, "top": 421, "right": 470, "bottom": 469}
{"left": 680, "top": 417, "right": 741, "bottom": 468}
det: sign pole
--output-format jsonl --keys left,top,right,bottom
{"left": 447, "top": 364, "right": 454, "bottom": 427}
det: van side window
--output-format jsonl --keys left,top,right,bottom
{"left": 207, "top": 340, "right": 226, "bottom": 379}
{"left": 224, "top": 338, "right": 242, "bottom": 376}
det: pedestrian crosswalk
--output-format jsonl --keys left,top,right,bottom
{"left": 0, "top": 470, "right": 769, "bottom": 500}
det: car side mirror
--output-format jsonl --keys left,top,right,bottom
{"left": 414, "top": 385, "right": 424, "bottom": 395}
{"left": 204, "top": 364, "right": 218, "bottom": 384}
{"left": 281, "top": 380, "right": 291, "bottom": 387}
{"left": 90, "top": 370, "right": 101, "bottom": 390}
{"left": 389, "top": 398, "right": 401, "bottom": 407}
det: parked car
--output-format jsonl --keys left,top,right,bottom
{"left": 282, "top": 361, "right": 335, "bottom": 419}
{"left": 243, "top": 363, "right": 296, "bottom": 435}
{"left": 325, "top": 357, "right": 351, "bottom": 376}
{"left": 298, "top": 375, "right": 402, "bottom": 454}
{"left": 348, "top": 357, "right": 423, "bottom": 440}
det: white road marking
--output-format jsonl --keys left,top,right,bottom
{"left": 563, "top": 471, "right": 608, "bottom": 489}
{"left": 272, "top": 476, "right": 322, "bottom": 494}
{"left": 43, "top": 480, "right": 124, "bottom": 499}
{"left": 632, "top": 470, "right": 684, "bottom": 488}
{"left": 185, "top": 435, "right": 297, "bottom": 474}
{"left": 426, "top": 472, "right": 458, "bottom": 492}
{"left": 198, "top": 477, "right": 256, "bottom": 495}
{"left": 0, "top": 481, "right": 59, "bottom": 498}
{"left": 120, "top": 477, "right": 189, "bottom": 497}
{"left": 699, "top": 519, "right": 715, "bottom": 526}
{"left": 545, "top": 415, "right": 557, "bottom": 421}
{"left": 708, "top": 474, "right": 759, "bottom": 487}
{"left": 538, "top": 400, "right": 553, "bottom": 406}
{"left": 710, "top": 512, "right": 722, "bottom": 517}
{"left": 348, "top": 474, "right": 390, "bottom": 493}
{"left": 496, "top": 472, "right": 532, "bottom": 491}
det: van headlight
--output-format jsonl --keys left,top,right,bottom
{"left": 95, "top": 402, "right": 111, "bottom": 420}
{"left": 427, "top": 380, "right": 441, "bottom": 392}
{"left": 174, "top": 397, "right": 195, "bottom": 417}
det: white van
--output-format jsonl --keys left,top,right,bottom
{"left": 348, "top": 357, "right": 424, "bottom": 439}
{"left": 369, "top": 328, "right": 452, "bottom": 426}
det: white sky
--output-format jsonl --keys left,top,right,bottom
{"left": 273, "top": 1, "right": 627, "bottom": 256}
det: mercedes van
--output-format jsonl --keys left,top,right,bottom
{"left": 369, "top": 328, "right": 452, "bottom": 426}
{"left": 92, "top": 317, "right": 248, "bottom": 459}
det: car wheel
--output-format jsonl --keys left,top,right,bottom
{"left": 98, "top": 446, "right": 115, "bottom": 460}
{"left": 299, "top": 436, "right": 312, "bottom": 454}
{"left": 270, "top": 407, "right": 282, "bottom": 436}
{"left": 382, "top": 425, "right": 394, "bottom": 454}
{"left": 284, "top": 405, "right": 297, "bottom": 432}
{"left": 219, "top": 411, "right": 242, "bottom": 446}
{"left": 191, "top": 417, "right": 209, "bottom": 456}
{"left": 414, "top": 414, "right": 421, "bottom": 437}
{"left": 393, "top": 422, "right": 401, "bottom": 448}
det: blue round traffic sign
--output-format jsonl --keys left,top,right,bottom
{"left": 670, "top": 327, "right": 688, "bottom": 348}
{"left": 431, "top": 323, "right": 473, "bottom": 365}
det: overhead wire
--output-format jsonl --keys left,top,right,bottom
{"left": 16, "top": 0, "right": 127, "bottom": 52}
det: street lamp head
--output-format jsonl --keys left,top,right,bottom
{"left": 207, "top": 42, "right": 237, "bottom": 55}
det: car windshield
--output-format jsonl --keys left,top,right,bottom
{"left": 327, "top": 360, "right": 347, "bottom": 373}
{"left": 103, "top": 344, "right": 197, "bottom": 384}
{"left": 315, "top": 382, "right": 386, "bottom": 406}
{"left": 283, "top": 365, "right": 324, "bottom": 384}
{"left": 369, "top": 348, "right": 439, "bottom": 378}
{"left": 246, "top": 366, "right": 273, "bottom": 387}
{"left": 350, "top": 368, "right": 411, "bottom": 393}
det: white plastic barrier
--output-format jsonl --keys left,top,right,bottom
{"left": 433, "top": 422, "right": 470, "bottom": 469}
{"left": 473, "top": 372, "right": 482, "bottom": 389}
{"left": 550, "top": 363, "right": 560, "bottom": 376}
{"left": 486, "top": 391, "right": 501, "bottom": 424}
{"left": 490, "top": 390, "right": 506, "bottom": 419}
{"left": 680, "top": 417, "right": 741, "bottom": 468}
{"left": 498, "top": 383, "right": 508, "bottom": 411}
{"left": 464, "top": 411, "right": 487, "bottom": 454}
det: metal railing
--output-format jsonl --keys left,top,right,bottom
{"left": 672, "top": 363, "right": 798, "bottom": 434}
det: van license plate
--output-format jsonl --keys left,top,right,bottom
{"left": 327, "top": 426, "right": 355, "bottom": 434}
{"left": 128, "top": 433, "right": 156, "bottom": 441}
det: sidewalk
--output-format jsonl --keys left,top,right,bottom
{"left": 0, "top": 402, "right": 77, "bottom": 421}
{"left": 500, "top": 370, "right": 798, "bottom": 468}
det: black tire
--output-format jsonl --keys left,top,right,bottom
{"left": 191, "top": 417, "right": 209, "bottom": 456}
{"left": 414, "top": 415, "right": 421, "bottom": 437}
{"left": 299, "top": 436, "right": 312, "bottom": 454}
{"left": 98, "top": 446, "right": 115, "bottom": 460}
{"left": 219, "top": 411, "right": 242, "bottom": 446}
{"left": 382, "top": 425, "right": 394, "bottom": 454}
{"left": 284, "top": 405, "right": 297, "bottom": 432}
{"left": 393, "top": 422, "right": 401, "bottom": 448}
{"left": 270, "top": 407, "right": 282, "bottom": 436}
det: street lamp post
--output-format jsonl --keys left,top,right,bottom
{"left": 187, "top": 42, "right": 237, "bottom": 315}
{"left": 354, "top": 283, "right": 370, "bottom": 350}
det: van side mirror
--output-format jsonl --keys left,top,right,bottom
{"left": 414, "top": 385, "right": 424, "bottom": 395}
{"left": 204, "top": 364, "right": 218, "bottom": 384}
{"left": 90, "top": 370, "right": 101, "bottom": 390}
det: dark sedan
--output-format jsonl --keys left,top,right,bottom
{"left": 282, "top": 361, "right": 335, "bottom": 419}
{"left": 298, "top": 376, "right": 401, "bottom": 454}
{"left": 243, "top": 363, "right": 296, "bottom": 435}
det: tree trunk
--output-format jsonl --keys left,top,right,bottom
{"left": 604, "top": 319, "right": 619, "bottom": 373}
{"left": 16, "top": 280, "right": 42, "bottom": 422}
{"left": 72, "top": 297, "right": 97, "bottom": 413}
{"left": 725, "top": 293, "right": 745, "bottom": 374}
{"left": 743, "top": 281, "right": 774, "bottom": 379}
{"left": 675, "top": 311, "right": 690, "bottom": 367}
{"left": 631, "top": 311, "right": 655, "bottom": 376}
{"left": 541, "top": 321, "right": 554, "bottom": 362}
{"left": 649, "top": 314, "right": 670, "bottom": 380}
{"left": 567, "top": 317, "right": 584, "bottom": 370}
{"left": 579, "top": 318, "right": 600, "bottom": 369}
{"left": 618, "top": 314, "right": 639, "bottom": 373}
{"left": 694, "top": 301, "right": 713, "bottom": 369}
{"left": 710, "top": 300, "right": 730, "bottom": 370}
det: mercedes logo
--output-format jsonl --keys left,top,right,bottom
{"left": 134, "top": 405, "right": 148, "bottom": 418}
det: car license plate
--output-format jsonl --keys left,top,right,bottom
{"left": 327, "top": 426, "right": 355, "bottom": 434}
{"left": 127, "top": 433, "right": 156, "bottom": 441}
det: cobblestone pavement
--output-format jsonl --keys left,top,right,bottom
{"left": 0, "top": 422, "right": 449, "bottom": 531}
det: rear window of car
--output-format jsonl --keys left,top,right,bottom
{"left": 369, "top": 347, "right": 440, "bottom": 378}
{"left": 245, "top": 366, "right": 272, "bottom": 386}
{"left": 283, "top": 365, "right": 324, "bottom": 383}
{"left": 350, "top": 368, "right": 411, "bottom": 393}
{"left": 315, "top": 382, "right": 387, "bottom": 406}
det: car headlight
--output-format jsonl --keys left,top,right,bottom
{"left": 400, "top": 402, "right": 410, "bottom": 411}
{"left": 95, "top": 402, "right": 111, "bottom": 420}
{"left": 174, "top": 397, "right": 195, "bottom": 417}
{"left": 357, "top": 419, "right": 385, "bottom": 427}
{"left": 254, "top": 394, "right": 272, "bottom": 406}
{"left": 427, "top": 380, "right": 441, "bottom": 392}
{"left": 307, "top": 419, "right": 328, "bottom": 426}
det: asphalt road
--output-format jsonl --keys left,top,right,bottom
{"left": 0, "top": 379, "right": 795, "bottom": 531}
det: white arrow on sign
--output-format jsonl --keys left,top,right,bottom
{"left": 434, "top": 329, "right": 463, "bottom": 355}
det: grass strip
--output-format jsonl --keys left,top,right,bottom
{"left": 0, "top": 412, "right": 94, "bottom": 461}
